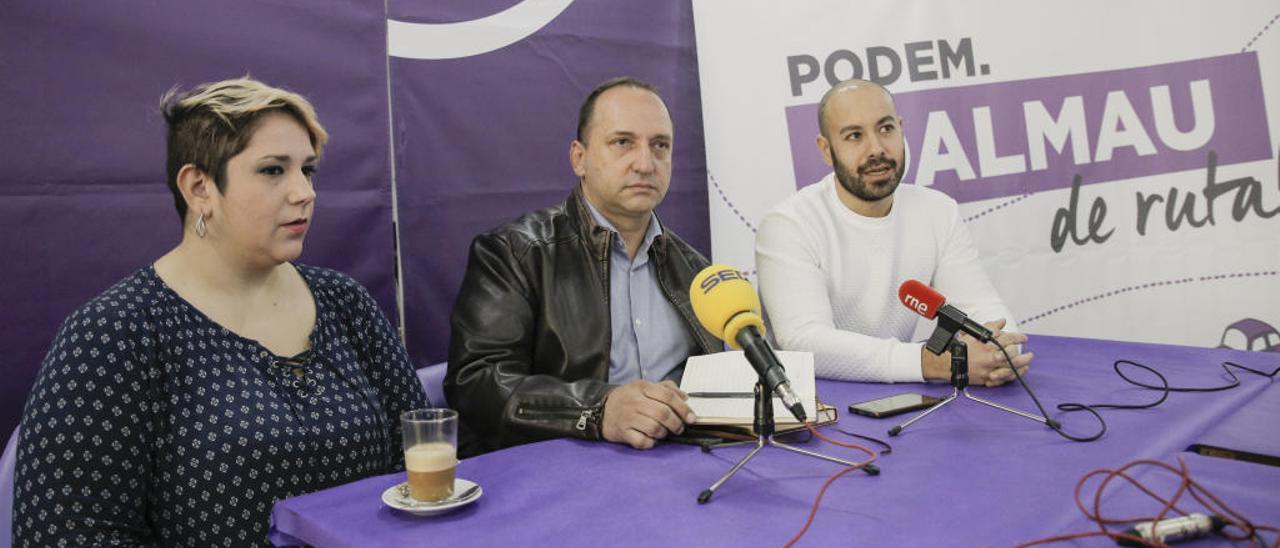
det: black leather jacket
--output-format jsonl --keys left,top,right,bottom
{"left": 446, "top": 188, "right": 720, "bottom": 454}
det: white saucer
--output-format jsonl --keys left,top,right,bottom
{"left": 382, "top": 478, "right": 482, "bottom": 516}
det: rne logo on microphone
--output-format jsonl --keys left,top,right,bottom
{"left": 901, "top": 294, "right": 931, "bottom": 316}
{"left": 699, "top": 269, "right": 744, "bottom": 294}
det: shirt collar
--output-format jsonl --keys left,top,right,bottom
{"left": 582, "top": 197, "right": 663, "bottom": 254}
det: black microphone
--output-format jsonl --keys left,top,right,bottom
{"left": 734, "top": 325, "right": 806, "bottom": 422}
{"left": 898, "top": 280, "right": 993, "bottom": 355}
{"left": 689, "top": 265, "right": 807, "bottom": 422}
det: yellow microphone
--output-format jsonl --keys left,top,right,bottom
{"left": 689, "top": 265, "right": 807, "bottom": 422}
{"left": 689, "top": 265, "right": 766, "bottom": 349}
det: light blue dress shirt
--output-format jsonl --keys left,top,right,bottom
{"left": 584, "top": 200, "right": 697, "bottom": 385}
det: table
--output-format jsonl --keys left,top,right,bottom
{"left": 1186, "top": 364, "right": 1280, "bottom": 466}
{"left": 269, "top": 335, "right": 1280, "bottom": 546}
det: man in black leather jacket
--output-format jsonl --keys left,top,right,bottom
{"left": 446, "top": 77, "right": 721, "bottom": 455}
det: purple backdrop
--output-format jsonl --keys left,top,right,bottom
{"left": 0, "top": 0, "right": 712, "bottom": 437}
{"left": 389, "top": 0, "right": 711, "bottom": 367}
{"left": 0, "top": 1, "right": 397, "bottom": 437}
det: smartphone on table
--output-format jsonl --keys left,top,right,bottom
{"left": 848, "top": 392, "right": 942, "bottom": 418}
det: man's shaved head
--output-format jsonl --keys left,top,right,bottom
{"left": 813, "top": 79, "right": 905, "bottom": 217}
{"left": 817, "top": 79, "right": 895, "bottom": 138}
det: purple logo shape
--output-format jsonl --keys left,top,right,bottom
{"left": 1218, "top": 318, "right": 1280, "bottom": 352}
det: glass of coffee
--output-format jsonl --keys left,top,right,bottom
{"left": 401, "top": 408, "right": 458, "bottom": 502}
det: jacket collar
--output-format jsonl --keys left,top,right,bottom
{"left": 567, "top": 185, "right": 717, "bottom": 355}
{"left": 568, "top": 185, "right": 669, "bottom": 261}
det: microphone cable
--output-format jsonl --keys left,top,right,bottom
{"left": 833, "top": 427, "right": 892, "bottom": 455}
{"left": 1014, "top": 455, "right": 1279, "bottom": 547}
{"left": 781, "top": 422, "right": 879, "bottom": 548}
{"left": 993, "top": 343, "right": 1280, "bottom": 443}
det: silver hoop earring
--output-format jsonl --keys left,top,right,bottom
{"left": 195, "top": 213, "right": 208, "bottom": 238}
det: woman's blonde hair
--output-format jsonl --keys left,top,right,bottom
{"left": 161, "top": 77, "right": 328, "bottom": 221}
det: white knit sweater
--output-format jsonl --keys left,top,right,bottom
{"left": 755, "top": 173, "right": 1017, "bottom": 382}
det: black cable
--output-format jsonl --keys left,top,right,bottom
{"left": 996, "top": 343, "right": 1107, "bottom": 442}
{"left": 1117, "top": 360, "right": 1279, "bottom": 392}
{"left": 834, "top": 427, "right": 892, "bottom": 455}
{"left": 993, "top": 344, "right": 1279, "bottom": 443}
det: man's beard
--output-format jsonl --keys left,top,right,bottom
{"left": 833, "top": 152, "right": 904, "bottom": 202}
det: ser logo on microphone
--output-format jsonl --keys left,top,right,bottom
{"left": 699, "top": 268, "right": 745, "bottom": 294}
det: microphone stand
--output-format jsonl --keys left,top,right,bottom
{"left": 697, "top": 382, "right": 879, "bottom": 504}
{"left": 888, "top": 336, "right": 1057, "bottom": 436}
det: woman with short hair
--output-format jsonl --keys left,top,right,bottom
{"left": 14, "top": 77, "right": 427, "bottom": 547}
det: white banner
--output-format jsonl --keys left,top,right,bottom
{"left": 693, "top": 0, "right": 1280, "bottom": 350}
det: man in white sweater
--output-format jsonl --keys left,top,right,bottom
{"left": 756, "top": 79, "right": 1034, "bottom": 385}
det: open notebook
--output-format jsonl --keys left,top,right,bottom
{"left": 680, "top": 350, "right": 834, "bottom": 430}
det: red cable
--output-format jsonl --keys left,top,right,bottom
{"left": 1015, "top": 455, "right": 1279, "bottom": 547}
{"left": 777, "top": 431, "right": 1278, "bottom": 547}
{"left": 781, "top": 422, "right": 878, "bottom": 548}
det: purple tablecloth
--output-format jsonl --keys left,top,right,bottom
{"left": 269, "top": 335, "right": 1280, "bottom": 546}
{"left": 1186, "top": 371, "right": 1280, "bottom": 464}
{"left": 1047, "top": 452, "right": 1280, "bottom": 541}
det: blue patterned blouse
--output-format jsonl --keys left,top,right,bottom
{"left": 14, "top": 265, "right": 428, "bottom": 547}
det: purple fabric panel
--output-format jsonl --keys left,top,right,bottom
{"left": 390, "top": 0, "right": 710, "bottom": 366}
{"left": 394, "top": 0, "right": 526, "bottom": 24}
{"left": 787, "top": 53, "right": 1272, "bottom": 202}
{"left": 0, "top": 0, "right": 394, "bottom": 437}
{"left": 269, "top": 335, "right": 1279, "bottom": 546}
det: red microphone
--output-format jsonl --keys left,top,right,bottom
{"left": 898, "top": 280, "right": 993, "bottom": 354}
{"left": 898, "top": 280, "right": 945, "bottom": 320}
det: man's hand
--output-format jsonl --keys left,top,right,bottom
{"left": 601, "top": 379, "right": 697, "bottom": 449}
{"left": 964, "top": 319, "right": 1033, "bottom": 386}
{"left": 920, "top": 319, "right": 1034, "bottom": 386}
